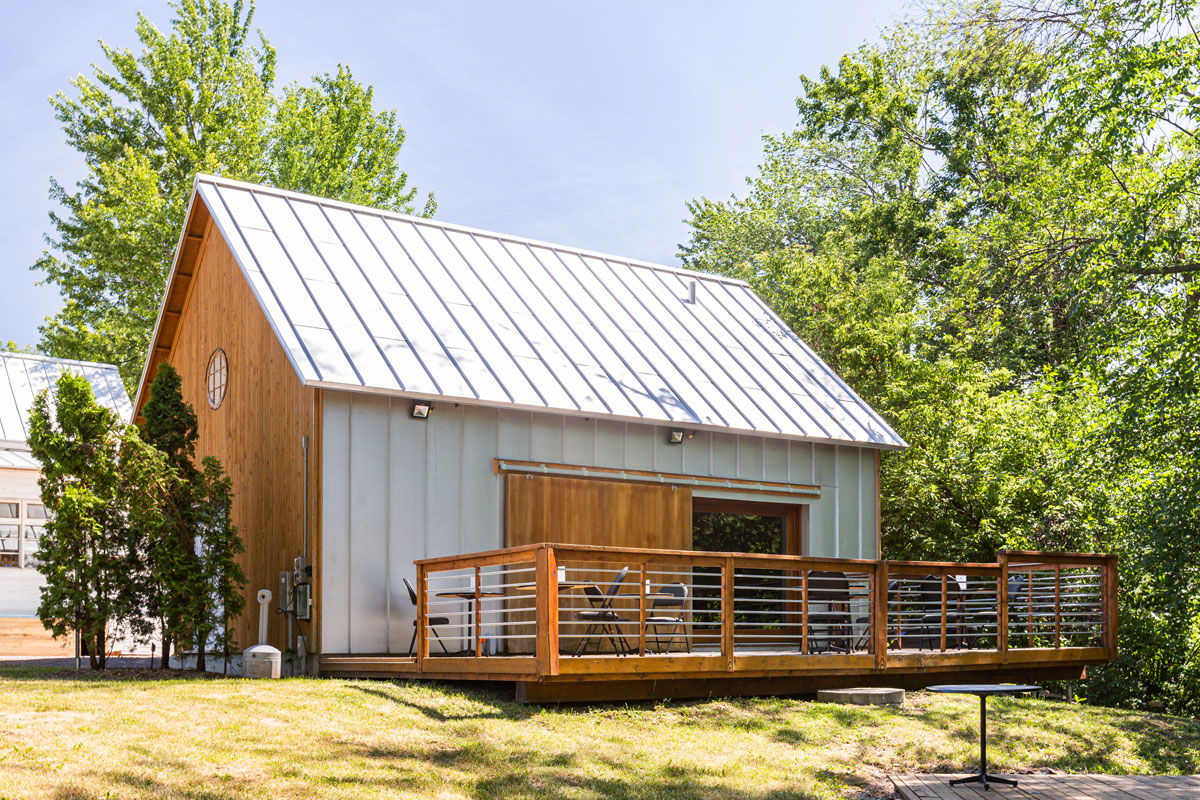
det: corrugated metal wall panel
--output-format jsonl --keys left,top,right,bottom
{"left": 320, "top": 399, "right": 883, "bottom": 653}
{"left": 838, "top": 447, "right": 861, "bottom": 559}
{"left": 348, "top": 395, "right": 389, "bottom": 652}
{"left": 319, "top": 392, "right": 352, "bottom": 653}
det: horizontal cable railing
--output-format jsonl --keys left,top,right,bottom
{"left": 413, "top": 545, "right": 1117, "bottom": 676}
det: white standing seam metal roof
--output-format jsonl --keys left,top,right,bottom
{"left": 164, "top": 174, "right": 904, "bottom": 449}
{"left": 0, "top": 352, "right": 132, "bottom": 467}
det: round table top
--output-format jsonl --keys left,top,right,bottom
{"left": 926, "top": 683, "right": 1041, "bottom": 696}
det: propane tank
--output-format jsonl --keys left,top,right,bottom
{"left": 242, "top": 589, "right": 281, "bottom": 678}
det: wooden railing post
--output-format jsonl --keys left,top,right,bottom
{"left": 873, "top": 561, "right": 887, "bottom": 669}
{"left": 534, "top": 546, "right": 559, "bottom": 676}
{"left": 638, "top": 563, "right": 647, "bottom": 657}
{"left": 722, "top": 557, "right": 735, "bottom": 671}
{"left": 998, "top": 552, "right": 1009, "bottom": 659}
{"left": 416, "top": 563, "right": 429, "bottom": 670}
{"left": 1104, "top": 555, "right": 1119, "bottom": 658}
{"left": 1028, "top": 566, "right": 1035, "bottom": 649}
{"left": 474, "top": 566, "right": 483, "bottom": 659}
{"left": 940, "top": 575, "right": 948, "bottom": 652}
{"left": 801, "top": 569, "right": 809, "bottom": 655}
{"left": 1054, "top": 564, "right": 1061, "bottom": 648}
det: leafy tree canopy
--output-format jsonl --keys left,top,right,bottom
{"left": 34, "top": 0, "right": 434, "bottom": 389}
{"left": 681, "top": 0, "right": 1200, "bottom": 712}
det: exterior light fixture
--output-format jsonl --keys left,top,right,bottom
{"left": 411, "top": 401, "right": 432, "bottom": 419}
{"left": 668, "top": 429, "right": 685, "bottom": 444}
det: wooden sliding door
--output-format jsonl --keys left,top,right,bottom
{"left": 505, "top": 474, "right": 691, "bottom": 550}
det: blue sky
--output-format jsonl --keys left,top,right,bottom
{"left": 0, "top": 1, "right": 904, "bottom": 350}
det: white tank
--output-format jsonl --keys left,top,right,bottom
{"left": 243, "top": 589, "right": 281, "bottom": 679}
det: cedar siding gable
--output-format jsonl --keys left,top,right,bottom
{"left": 142, "top": 203, "right": 319, "bottom": 654}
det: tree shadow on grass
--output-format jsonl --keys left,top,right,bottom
{"left": 352, "top": 682, "right": 539, "bottom": 722}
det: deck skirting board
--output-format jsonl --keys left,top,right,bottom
{"left": 317, "top": 653, "right": 1087, "bottom": 702}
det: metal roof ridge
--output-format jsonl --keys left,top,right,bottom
{"left": 193, "top": 173, "right": 752, "bottom": 289}
{"left": 0, "top": 351, "right": 124, "bottom": 372}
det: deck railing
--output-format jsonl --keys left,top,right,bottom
{"left": 412, "top": 544, "right": 1117, "bottom": 678}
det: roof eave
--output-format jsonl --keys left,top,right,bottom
{"left": 132, "top": 178, "right": 203, "bottom": 415}
{"left": 304, "top": 379, "right": 909, "bottom": 451}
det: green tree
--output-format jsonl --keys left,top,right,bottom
{"left": 139, "top": 363, "right": 246, "bottom": 672}
{"left": 271, "top": 65, "right": 435, "bottom": 216}
{"left": 35, "top": 0, "right": 432, "bottom": 389}
{"left": 138, "top": 363, "right": 201, "bottom": 667}
{"left": 27, "top": 373, "right": 138, "bottom": 669}
{"left": 681, "top": 0, "right": 1199, "bottom": 711}
{"left": 194, "top": 457, "right": 246, "bottom": 671}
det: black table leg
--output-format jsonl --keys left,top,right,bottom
{"left": 949, "top": 694, "right": 1018, "bottom": 791}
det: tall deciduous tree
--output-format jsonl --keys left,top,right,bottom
{"left": 35, "top": 0, "right": 432, "bottom": 389}
{"left": 681, "top": 0, "right": 1200, "bottom": 711}
{"left": 271, "top": 65, "right": 436, "bottom": 217}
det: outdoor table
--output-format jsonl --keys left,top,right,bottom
{"left": 926, "top": 683, "right": 1041, "bottom": 791}
{"left": 435, "top": 589, "right": 505, "bottom": 655}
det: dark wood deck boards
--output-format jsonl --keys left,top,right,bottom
{"left": 892, "top": 774, "right": 1200, "bottom": 800}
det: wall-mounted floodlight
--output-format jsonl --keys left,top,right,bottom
{"left": 411, "top": 401, "right": 432, "bottom": 419}
{"left": 668, "top": 429, "right": 685, "bottom": 444}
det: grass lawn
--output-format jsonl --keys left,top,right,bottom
{"left": 0, "top": 669, "right": 1196, "bottom": 799}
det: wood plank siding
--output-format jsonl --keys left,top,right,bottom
{"left": 0, "top": 617, "right": 71, "bottom": 656}
{"left": 139, "top": 203, "right": 318, "bottom": 654}
{"left": 505, "top": 474, "right": 692, "bottom": 550}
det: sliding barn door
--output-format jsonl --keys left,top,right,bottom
{"left": 505, "top": 474, "right": 691, "bottom": 550}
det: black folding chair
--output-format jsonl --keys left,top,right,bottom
{"left": 807, "top": 571, "right": 852, "bottom": 653}
{"left": 646, "top": 583, "right": 689, "bottom": 653}
{"left": 404, "top": 578, "right": 450, "bottom": 656}
{"left": 573, "top": 566, "right": 632, "bottom": 656}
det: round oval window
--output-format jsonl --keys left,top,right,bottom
{"left": 206, "top": 348, "right": 228, "bottom": 410}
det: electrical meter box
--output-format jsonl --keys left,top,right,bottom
{"left": 279, "top": 558, "right": 313, "bottom": 621}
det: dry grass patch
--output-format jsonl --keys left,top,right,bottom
{"left": 0, "top": 668, "right": 1196, "bottom": 799}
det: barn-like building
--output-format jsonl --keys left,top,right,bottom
{"left": 0, "top": 352, "right": 131, "bottom": 655}
{"left": 135, "top": 175, "right": 1116, "bottom": 700}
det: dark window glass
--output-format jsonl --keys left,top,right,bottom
{"left": 692, "top": 512, "right": 788, "bottom": 632}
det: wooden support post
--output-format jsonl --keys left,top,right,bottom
{"left": 535, "top": 547, "right": 559, "bottom": 676}
{"left": 1028, "top": 568, "right": 1035, "bottom": 649}
{"left": 722, "top": 557, "right": 735, "bottom": 670}
{"left": 940, "top": 575, "right": 948, "bottom": 653}
{"left": 416, "top": 563, "right": 429, "bottom": 668}
{"left": 873, "top": 561, "right": 887, "bottom": 669}
{"left": 801, "top": 569, "right": 809, "bottom": 656}
{"left": 998, "top": 553, "right": 1009, "bottom": 660}
{"left": 474, "top": 566, "right": 483, "bottom": 659}
{"left": 1054, "top": 564, "right": 1061, "bottom": 648}
{"left": 1104, "top": 555, "right": 1119, "bottom": 659}
{"left": 638, "top": 563, "right": 648, "bottom": 656}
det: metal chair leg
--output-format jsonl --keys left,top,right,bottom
{"left": 409, "top": 625, "right": 449, "bottom": 656}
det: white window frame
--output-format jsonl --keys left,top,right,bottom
{"left": 0, "top": 499, "right": 48, "bottom": 570}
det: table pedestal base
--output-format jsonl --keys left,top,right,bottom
{"left": 950, "top": 772, "right": 1017, "bottom": 791}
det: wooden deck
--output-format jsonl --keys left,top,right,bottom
{"left": 321, "top": 543, "right": 1118, "bottom": 701}
{"left": 892, "top": 773, "right": 1200, "bottom": 800}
